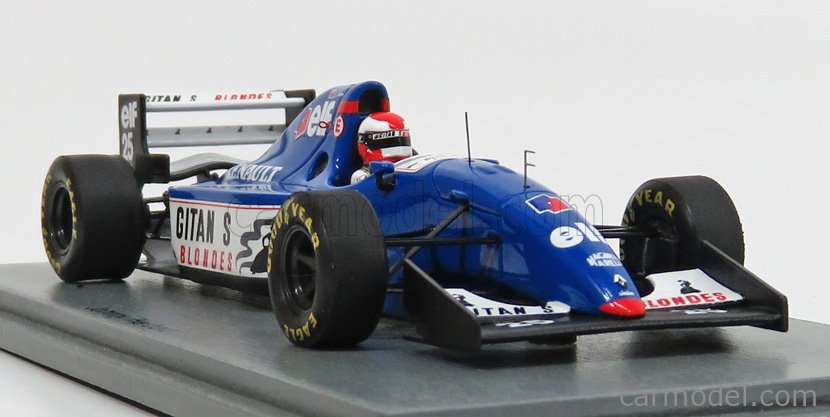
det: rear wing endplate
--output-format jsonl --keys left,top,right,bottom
{"left": 118, "top": 90, "right": 315, "bottom": 183}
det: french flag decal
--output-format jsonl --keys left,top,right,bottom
{"left": 526, "top": 194, "right": 570, "bottom": 214}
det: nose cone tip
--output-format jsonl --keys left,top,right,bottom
{"left": 599, "top": 298, "right": 646, "bottom": 318}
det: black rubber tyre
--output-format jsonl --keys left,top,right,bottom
{"left": 267, "top": 189, "right": 388, "bottom": 348}
{"left": 41, "top": 155, "right": 146, "bottom": 282}
{"left": 620, "top": 176, "right": 744, "bottom": 284}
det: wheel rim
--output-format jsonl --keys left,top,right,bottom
{"left": 281, "top": 225, "right": 317, "bottom": 312}
{"left": 50, "top": 185, "right": 74, "bottom": 252}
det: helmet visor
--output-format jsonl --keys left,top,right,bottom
{"left": 362, "top": 129, "right": 411, "bottom": 150}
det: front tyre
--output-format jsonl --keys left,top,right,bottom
{"left": 41, "top": 155, "right": 146, "bottom": 282}
{"left": 620, "top": 176, "right": 744, "bottom": 284}
{"left": 268, "top": 189, "right": 388, "bottom": 348}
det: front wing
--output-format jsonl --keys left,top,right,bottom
{"left": 402, "top": 241, "right": 787, "bottom": 352}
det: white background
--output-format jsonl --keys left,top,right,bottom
{"left": 1, "top": 1, "right": 829, "bottom": 415}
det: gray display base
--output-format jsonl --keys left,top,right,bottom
{"left": 0, "top": 263, "right": 828, "bottom": 417}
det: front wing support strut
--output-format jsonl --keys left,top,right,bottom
{"left": 388, "top": 202, "right": 470, "bottom": 276}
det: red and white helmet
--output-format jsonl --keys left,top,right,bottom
{"left": 357, "top": 112, "right": 413, "bottom": 164}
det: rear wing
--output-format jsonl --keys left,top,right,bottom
{"left": 118, "top": 90, "right": 315, "bottom": 183}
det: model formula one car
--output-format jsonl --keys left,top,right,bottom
{"left": 40, "top": 81, "right": 787, "bottom": 352}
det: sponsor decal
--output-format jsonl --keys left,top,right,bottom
{"left": 614, "top": 274, "right": 635, "bottom": 296}
{"left": 174, "top": 204, "right": 234, "bottom": 273}
{"left": 623, "top": 188, "right": 677, "bottom": 225}
{"left": 119, "top": 100, "right": 139, "bottom": 161}
{"left": 225, "top": 164, "right": 283, "bottom": 183}
{"left": 394, "top": 153, "right": 455, "bottom": 172}
{"left": 145, "top": 95, "right": 182, "bottom": 103}
{"left": 273, "top": 199, "right": 321, "bottom": 249}
{"left": 549, "top": 222, "right": 607, "bottom": 249}
{"left": 588, "top": 252, "right": 623, "bottom": 267}
{"left": 550, "top": 226, "right": 581, "bottom": 248}
{"left": 366, "top": 129, "right": 410, "bottom": 141}
{"left": 642, "top": 269, "right": 743, "bottom": 310}
{"left": 678, "top": 280, "right": 700, "bottom": 294}
{"left": 144, "top": 93, "right": 282, "bottom": 106}
{"left": 333, "top": 115, "right": 344, "bottom": 137}
{"left": 214, "top": 92, "right": 273, "bottom": 101}
{"left": 169, "top": 199, "right": 280, "bottom": 277}
{"left": 294, "top": 109, "right": 312, "bottom": 138}
{"left": 526, "top": 194, "right": 570, "bottom": 215}
{"left": 236, "top": 217, "right": 273, "bottom": 274}
{"left": 614, "top": 273, "right": 628, "bottom": 289}
{"left": 644, "top": 292, "right": 729, "bottom": 309}
{"left": 283, "top": 312, "right": 318, "bottom": 342}
{"left": 447, "top": 289, "right": 570, "bottom": 317}
{"left": 295, "top": 100, "right": 337, "bottom": 138}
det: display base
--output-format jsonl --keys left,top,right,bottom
{"left": 0, "top": 263, "right": 828, "bottom": 417}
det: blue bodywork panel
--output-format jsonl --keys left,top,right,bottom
{"left": 167, "top": 81, "right": 638, "bottom": 317}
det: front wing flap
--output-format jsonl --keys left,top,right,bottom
{"left": 402, "top": 241, "right": 787, "bottom": 352}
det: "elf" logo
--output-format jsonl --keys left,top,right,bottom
{"left": 295, "top": 100, "right": 336, "bottom": 138}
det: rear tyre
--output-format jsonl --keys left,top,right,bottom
{"left": 620, "top": 176, "right": 744, "bottom": 287}
{"left": 268, "top": 189, "right": 388, "bottom": 348}
{"left": 41, "top": 155, "right": 146, "bottom": 282}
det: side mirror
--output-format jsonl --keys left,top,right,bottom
{"left": 369, "top": 161, "right": 396, "bottom": 191}
{"left": 369, "top": 161, "right": 395, "bottom": 176}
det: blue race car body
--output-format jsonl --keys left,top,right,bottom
{"left": 41, "top": 80, "right": 784, "bottom": 351}
{"left": 160, "top": 81, "right": 640, "bottom": 319}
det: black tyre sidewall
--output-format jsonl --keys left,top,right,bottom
{"left": 268, "top": 190, "right": 388, "bottom": 348}
{"left": 41, "top": 155, "right": 146, "bottom": 282}
{"left": 620, "top": 176, "right": 745, "bottom": 278}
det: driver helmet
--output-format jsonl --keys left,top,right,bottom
{"left": 357, "top": 112, "right": 413, "bottom": 164}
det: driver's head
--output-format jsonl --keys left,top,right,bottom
{"left": 357, "top": 112, "right": 412, "bottom": 165}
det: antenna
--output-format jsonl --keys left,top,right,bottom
{"left": 464, "top": 112, "right": 472, "bottom": 166}
{"left": 523, "top": 150, "right": 536, "bottom": 189}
